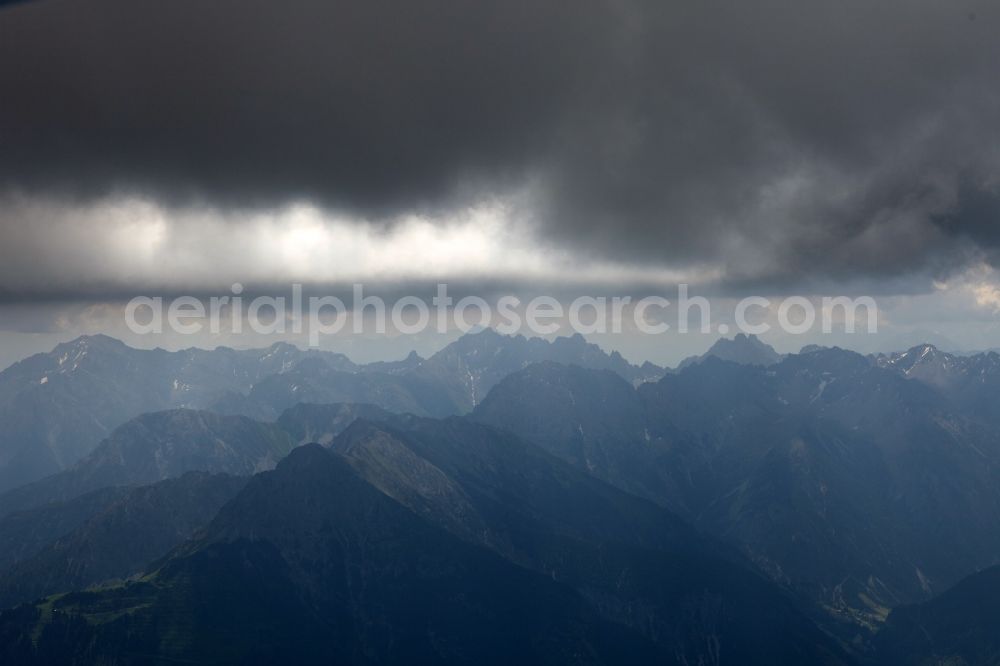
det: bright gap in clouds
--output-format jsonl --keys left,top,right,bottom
{"left": 0, "top": 194, "right": 722, "bottom": 291}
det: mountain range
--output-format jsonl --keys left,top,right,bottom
{"left": 0, "top": 418, "right": 849, "bottom": 664}
{"left": 474, "top": 344, "right": 1000, "bottom": 637}
{"left": 2, "top": 333, "right": 1000, "bottom": 662}
{"left": 0, "top": 330, "right": 663, "bottom": 491}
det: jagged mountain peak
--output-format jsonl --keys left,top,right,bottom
{"left": 875, "top": 343, "right": 962, "bottom": 388}
{"left": 707, "top": 332, "right": 777, "bottom": 355}
{"left": 55, "top": 333, "right": 127, "bottom": 351}
{"left": 48, "top": 334, "right": 130, "bottom": 366}
{"left": 678, "top": 332, "right": 783, "bottom": 370}
{"left": 898, "top": 342, "right": 941, "bottom": 359}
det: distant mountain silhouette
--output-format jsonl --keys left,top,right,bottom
{"left": 0, "top": 331, "right": 662, "bottom": 490}
{"left": 677, "top": 333, "right": 783, "bottom": 369}
{"left": 0, "top": 336, "right": 352, "bottom": 490}
{"left": 218, "top": 329, "right": 663, "bottom": 420}
{"left": 0, "top": 409, "right": 293, "bottom": 517}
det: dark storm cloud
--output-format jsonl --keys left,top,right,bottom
{"left": 1, "top": 0, "right": 999, "bottom": 287}
{"left": 0, "top": 0, "right": 615, "bottom": 211}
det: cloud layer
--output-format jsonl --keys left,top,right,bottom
{"left": 1, "top": 0, "right": 999, "bottom": 293}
